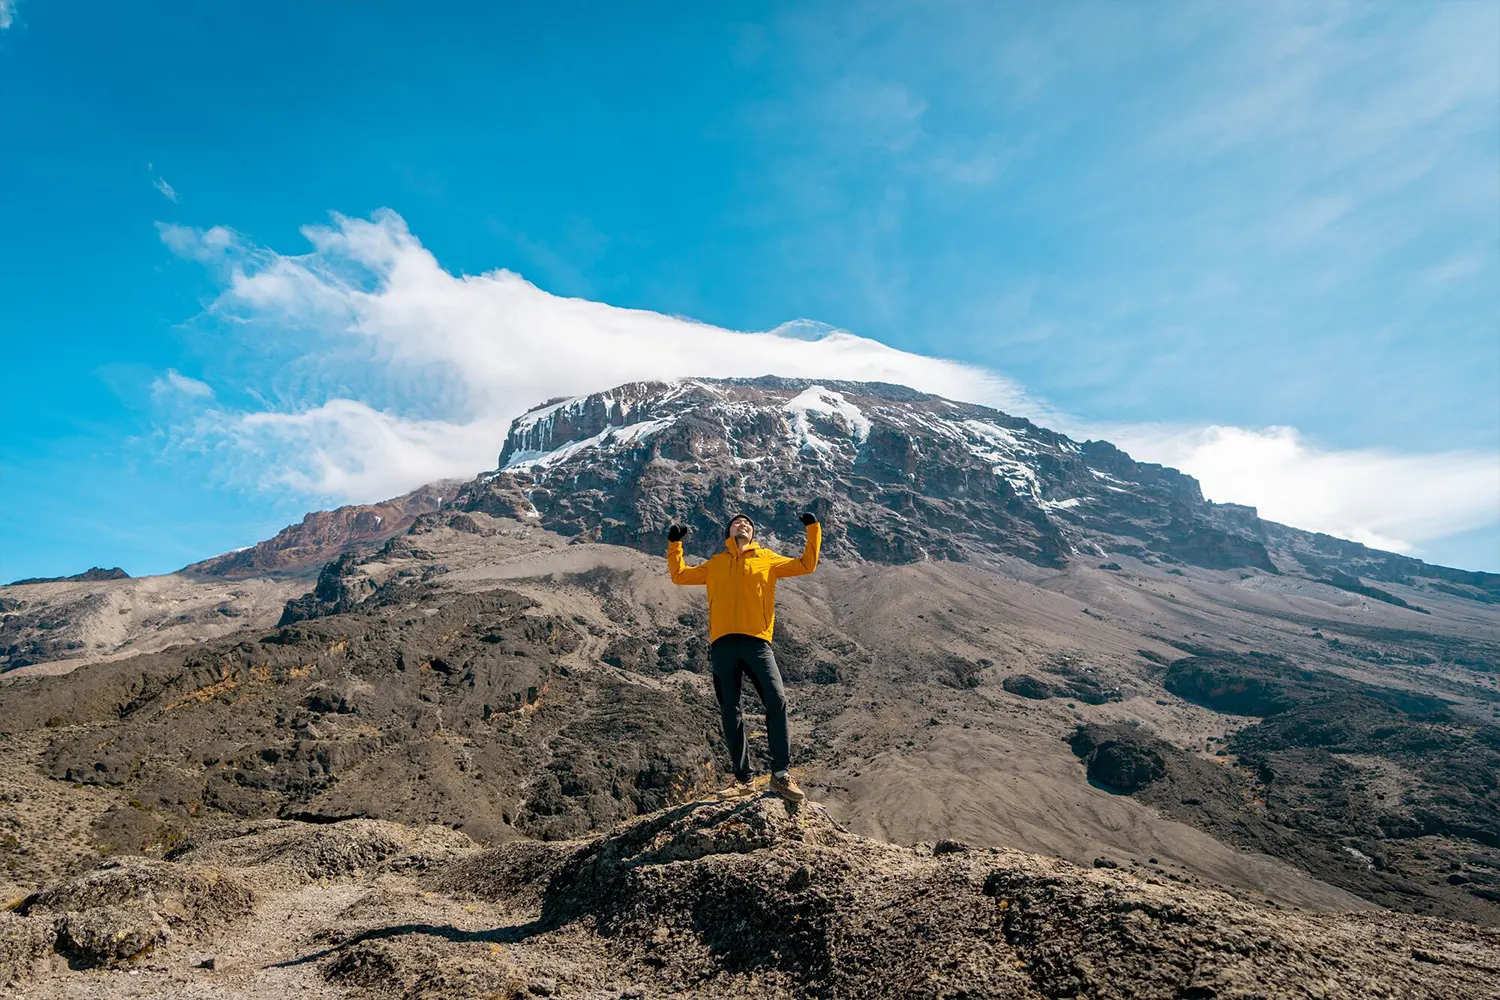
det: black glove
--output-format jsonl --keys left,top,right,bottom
{"left": 799, "top": 512, "right": 818, "bottom": 527}
{"left": 667, "top": 524, "right": 688, "bottom": 543}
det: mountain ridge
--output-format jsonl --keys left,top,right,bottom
{"left": 181, "top": 481, "right": 464, "bottom": 579}
{"left": 4, "top": 375, "right": 1492, "bottom": 680}
{"left": 455, "top": 375, "right": 1495, "bottom": 597}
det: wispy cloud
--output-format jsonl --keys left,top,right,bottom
{"left": 151, "top": 369, "right": 214, "bottom": 399}
{"left": 0, "top": 0, "right": 16, "bottom": 31}
{"left": 1146, "top": 2, "right": 1498, "bottom": 262}
{"left": 153, "top": 176, "right": 179, "bottom": 203}
{"left": 156, "top": 222, "right": 236, "bottom": 262}
{"left": 1422, "top": 254, "right": 1484, "bottom": 287}
{"left": 158, "top": 210, "right": 1498, "bottom": 564}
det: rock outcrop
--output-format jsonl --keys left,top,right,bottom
{"left": 7, "top": 568, "right": 129, "bottom": 586}
{"left": 5, "top": 797, "right": 1498, "bottom": 997}
{"left": 182, "top": 482, "right": 462, "bottom": 578}
{"left": 7, "top": 856, "right": 254, "bottom": 975}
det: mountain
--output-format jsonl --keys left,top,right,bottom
{"left": 457, "top": 376, "right": 1498, "bottom": 599}
{"left": 2, "top": 375, "right": 1498, "bottom": 995}
{"left": 5, "top": 376, "right": 1491, "bottom": 678}
{"left": 8, "top": 567, "right": 130, "bottom": 586}
{"left": 182, "top": 481, "right": 463, "bottom": 578}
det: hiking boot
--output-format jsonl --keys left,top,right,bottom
{"left": 769, "top": 772, "right": 806, "bottom": 803}
{"left": 717, "top": 775, "right": 755, "bottom": 799}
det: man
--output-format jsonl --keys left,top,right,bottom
{"left": 666, "top": 510, "right": 821, "bottom": 803}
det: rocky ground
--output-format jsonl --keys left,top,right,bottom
{"left": 3, "top": 509, "right": 1497, "bottom": 923}
{"left": 5, "top": 793, "right": 1498, "bottom": 999}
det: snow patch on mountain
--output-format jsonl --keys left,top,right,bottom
{"left": 514, "top": 396, "right": 579, "bottom": 431}
{"left": 783, "top": 385, "right": 871, "bottom": 453}
{"left": 504, "top": 418, "right": 674, "bottom": 471}
{"left": 924, "top": 418, "right": 1046, "bottom": 503}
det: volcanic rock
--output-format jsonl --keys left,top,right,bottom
{"left": 7, "top": 568, "right": 129, "bottom": 586}
{"left": 182, "top": 482, "right": 461, "bottom": 578}
{"left": 14, "top": 856, "right": 254, "bottom": 969}
{"left": 1072, "top": 729, "right": 1168, "bottom": 792}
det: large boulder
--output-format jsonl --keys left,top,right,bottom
{"left": 14, "top": 856, "right": 254, "bottom": 969}
{"left": 1070, "top": 724, "right": 1168, "bottom": 792}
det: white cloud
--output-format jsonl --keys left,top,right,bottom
{"left": 0, "top": 0, "right": 16, "bottom": 31}
{"left": 159, "top": 209, "right": 1498, "bottom": 563}
{"left": 158, "top": 210, "right": 1031, "bottom": 501}
{"left": 232, "top": 400, "right": 500, "bottom": 499}
{"left": 153, "top": 176, "right": 179, "bottom": 203}
{"left": 151, "top": 369, "right": 215, "bottom": 400}
{"left": 1105, "top": 423, "right": 1499, "bottom": 556}
{"left": 156, "top": 222, "right": 235, "bottom": 263}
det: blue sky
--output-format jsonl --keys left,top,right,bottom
{"left": 2, "top": 0, "right": 1497, "bottom": 580}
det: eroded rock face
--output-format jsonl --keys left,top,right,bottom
{"left": 1004, "top": 670, "right": 1121, "bottom": 705}
{"left": 275, "top": 550, "right": 377, "bottom": 625}
{"left": 14, "top": 856, "right": 254, "bottom": 969}
{"left": 454, "top": 377, "right": 1272, "bottom": 572}
{"left": 1002, "top": 674, "right": 1055, "bottom": 700}
{"left": 1077, "top": 736, "right": 1167, "bottom": 793}
{"left": 182, "top": 482, "right": 461, "bottom": 577}
{"left": 1163, "top": 652, "right": 1312, "bottom": 717}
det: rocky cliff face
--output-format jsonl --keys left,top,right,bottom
{"left": 454, "top": 377, "right": 1260, "bottom": 572}
{"left": 452, "top": 376, "right": 1492, "bottom": 600}
{"left": 182, "top": 482, "right": 462, "bottom": 578}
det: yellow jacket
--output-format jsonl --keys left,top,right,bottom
{"left": 667, "top": 524, "right": 821, "bottom": 643}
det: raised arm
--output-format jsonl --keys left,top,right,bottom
{"left": 666, "top": 524, "right": 709, "bottom": 586}
{"left": 771, "top": 515, "right": 821, "bottom": 579}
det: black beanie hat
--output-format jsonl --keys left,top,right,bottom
{"left": 725, "top": 513, "right": 756, "bottom": 538}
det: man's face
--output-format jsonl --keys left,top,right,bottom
{"left": 729, "top": 517, "right": 754, "bottom": 543}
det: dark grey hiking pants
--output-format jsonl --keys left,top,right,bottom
{"left": 709, "top": 633, "right": 790, "bottom": 778}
